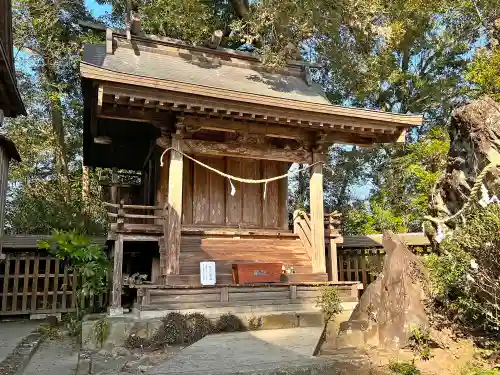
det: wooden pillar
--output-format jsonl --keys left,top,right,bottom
{"left": 280, "top": 162, "right": 290, "bottom": 230}
{"left": 310, "top": 153, "right": 326, "bottom": 273}
{"left": 110, "top": 234, "right": 124, "bottom": 316}
{"left": 328, "top": 238, "right": 339, "bottom": 281}
{"left": 110, "top": 167, "right": 118, "bottom": 204}
{"left": 165, "top": 136, "right": 183, "bottom": 276}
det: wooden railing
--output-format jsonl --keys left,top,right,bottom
{"left": 0, "top": 253, "right": 108, "bottom": 316}
{"left": 292, "top": 210, "right": 313, "bottom": 259}
{"left": 104, "top": 200, "right": 166, "bottom": 229}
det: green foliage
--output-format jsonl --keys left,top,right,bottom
{"left": 39, "top": 231, "right": 109, "bottom": 303}
{"left": 62, "top": 312, "right": 83, "bottom": 337}
{"left": 424, "top": 205, "right": 500, "bottom": 332}
{"left": 315, "top": 286, "right": 343, "bottom": 323}
{"left": 91, "top": 318, "right": 111, "bottom": 349}
{"left": 215, "top": 313, "right": 247, "bottom": 332}
{"left": 408, "top": 326, "right": 433, "bottom": 360}
{"left": 466, "top": 46, "right": 500, "bottom": 101}
{"left": 388, "top": 360, "right": 421, "bottom": 375}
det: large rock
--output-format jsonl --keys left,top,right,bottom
{"left": 336, "top": 231, "right": 429, "bottom": 350}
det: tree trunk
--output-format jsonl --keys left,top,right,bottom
{"left": 230, "top": 0, "right": 249, "bottom": 19}
{"left": 430, "top": 97, "right": 500, "bottom": 224}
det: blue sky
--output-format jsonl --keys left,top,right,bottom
{"left": 85, "top": 0, "right": 111, "bottom": 18}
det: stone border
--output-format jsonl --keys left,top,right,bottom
{"left": 0, "top": 330, "right": 44, "bottom": 375}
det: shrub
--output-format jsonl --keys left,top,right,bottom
{"left": 425, "top": 205, "right": 500, "bottom": 332}
{"left": 215, "top": 313, "right": 247, "bottom": 332}
{"left": 388, "top": 360, "right": 421, "bottom": 375}
{"left": 407, "top": 325, "right": 433, "bottom": 360}
{"left": 316, "top": 286, "right": 343, "bottom": 323}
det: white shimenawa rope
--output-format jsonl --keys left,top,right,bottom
{"left": 159, "top": 147, "right": 329, "bottom": 198}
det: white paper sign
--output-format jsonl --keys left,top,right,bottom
{"left": 200, "top": 261, "right": 216, "bottom": 285}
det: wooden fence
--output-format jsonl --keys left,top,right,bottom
{"left": 336, "top": 233, "right": 432, "bottom": 288}
{"left": 0, "top": 253, "right": 108, "bottom": 316}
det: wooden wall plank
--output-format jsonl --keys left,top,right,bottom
{"left": 62, "top": 261, "right": 68, "bottom": 310}
{"left": 2, "top": 257, "right": 9, "bottom": 312}
{"left": 182, "top": 158, "right": 193, "bottom": 225}
{"left": 193, "top": 156, "right": 210, "bottom": 224}
{"left": 52, "top": 259, "right": 60, "bottom": 312}
{"left": 31, "top": 254, "right": 39, "bottom": 311}
{"left": 12, "top": 256, "right": 20, "bottom": 311}
{"left": 209, "top": 157, "right": 226, "bottom": 225}
{"left": 263, "top": 160, "right": 280, "bottom": 228}
{"left": 42, "top": 259, "right": 50, "bottom": 310}
{"left": 22, "top": 256, "right": 30, "bottom": 312}
{"left": 241, "top": 159, "right": 262, "bottom": 227}
{"left": 226, "top": 158, "right": 243, "bottom": 226}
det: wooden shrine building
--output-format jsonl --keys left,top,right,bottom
{"left": 81, "top": 30, "right": 422, "bottom": 315}
{"left": 0, "top": 0, "right": 25, "bottom": 256}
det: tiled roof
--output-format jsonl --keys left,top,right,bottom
{"left": 82, "top": 42, "right": 331, "bottom": 106}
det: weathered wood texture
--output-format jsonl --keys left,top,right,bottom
{"left": 0, "top": 253, "right": 108, "bottom": 315}
{"left": 111, "top": 235, "right": 124, "bottom": 310}
{"left": 166, "top": 137, "right": 183, "bottom": 275}
{"left": 0, "top": 146, "right": 8, "bottom": 255}
{"left": 309, "top": 153, "right": 326, "bottom": 273}
{"left": 136, "top": 283, "right": 358, "bottom": 311}
{"left": 181, "top": 156, "right": 288, "bottom": 229}
{"left": 178, "top": 235, "right": 321, "bottom": 285}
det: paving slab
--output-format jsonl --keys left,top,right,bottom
{"left": 0, "top": 320, "right": 40, "bottom": 364}
{"left": 147, "top": 327, "right": 331, "bottom": 375}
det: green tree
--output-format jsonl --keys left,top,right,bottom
{"left": 5, "top": 1, "right": 105, "bottom": 234}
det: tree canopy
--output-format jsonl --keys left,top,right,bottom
{"left": 4, "top": 0, "right": 500, "bottom": 234}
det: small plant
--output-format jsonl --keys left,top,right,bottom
{"left": 215, "top": 313, "right": 247, "bottom": 332}
{"left": 388, "top": 360, "right": 421, "bottom": 375}
{"left": 407, "top": 325, "right": 433, "bottom": 360}
{"left": 39, "top": 323, "right": 61, "bottom": 340}
{"left": 62, "top": 312, "right": 83, "bottom": 337}
{"left": 91, "top": 318, "right": 110, "bottom": 349}
{"left": 315, "top": 286, "right": 343, "bottom": 323}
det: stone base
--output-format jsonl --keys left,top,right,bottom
{"left": 30, "top": 313, "right": 61, "bottom": 321}
{"left": 108, "top": 307, "right": 124, "bottom": 317}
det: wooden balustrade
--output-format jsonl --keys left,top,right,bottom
{"left": 104, "top": 200, "right": 166, "bottom": 231}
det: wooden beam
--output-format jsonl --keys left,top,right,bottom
{"left": 165, "top": 136, "right": 184, "bottom": 276}
{"left": 183, "top": 116, "right": 313, "bottom": 141}
{"left": 310, "top": 153, "right": 326, "bottom": 273}
{"left": 110, "top": 234, "right": 124, "bottom": 316}
{"left": 340, "top": 233, "right": 430, "bottom": 248}
{"left": 182, "top": 139, "right": 313, "bottom": 163}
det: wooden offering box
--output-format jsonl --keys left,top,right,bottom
{"left": 232, "top": 263, "right": 282, "bottom": 284}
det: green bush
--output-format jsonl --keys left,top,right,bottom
{"left": 388, "top": 360, "right": 421, "bottom": 375}
{"left": 424, "top": 205, "right": 500, "bottom": 332}
{"left": 315, "top": 286, "right": 343, "bottom": 323}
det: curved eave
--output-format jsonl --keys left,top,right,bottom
{"left": 0, "top": 40, "right": 26, "bottom": 118}
{"left": 80, "top": 63, "right": 423, "bottom": 129}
